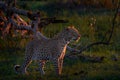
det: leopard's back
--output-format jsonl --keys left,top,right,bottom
{"left": 25, "top": 39, "right": 48, "bottom": 60}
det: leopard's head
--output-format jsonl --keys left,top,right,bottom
{"left": 65, "top": 26, "right": 81, "bottom": 42}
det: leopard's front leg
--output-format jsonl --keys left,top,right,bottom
{"left": 51, "top": 58, "right": 61, "bottom": 75}
{"left": 37, "top": 60, "right": 46, "bottom": 75}
{"left": 58, "top": 58, "right": 63, "bottom": 75}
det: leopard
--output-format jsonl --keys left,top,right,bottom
{"left": 14, "top": 26, "right": 80, "bottom": 75}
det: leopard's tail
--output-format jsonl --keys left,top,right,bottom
{"left": 14, "top": 65, "right": 21, "bottom": 73}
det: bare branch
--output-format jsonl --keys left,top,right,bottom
{"left": 0, "top": 2, "right": 40, "bottom": 20}
{"left": 107, "top": 2, "right": 120, "bottom": 42}
{"left": 39, "top": 17, "right": 68, "bottom": 29}
{"left": 0, "top": 1, "right": 68, "bottom": 33}
{"left": 9, "top": 18, "right": 32, "bottom": 31}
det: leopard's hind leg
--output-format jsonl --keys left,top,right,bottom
{"left": 20, "top": 43, "right": 33, "bottom": 75}
{"left": 20, "top": 55, "right": 32, "bottom": 75}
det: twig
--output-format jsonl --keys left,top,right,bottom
{"left": 107, "top": 2, "right": 120, "bottom": 42}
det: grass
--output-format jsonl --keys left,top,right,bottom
{"left": 0, "top": 1, "right": 120, "bottom": 80}
{"left": 0, "top": 50, "right": 120, "bottom": 80}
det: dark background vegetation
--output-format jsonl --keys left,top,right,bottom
{"left": 0, "top": 0, "right": 120, "bottom": 80}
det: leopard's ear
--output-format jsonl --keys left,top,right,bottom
{"left": 70, "top": 26, "right": 74, "bottom": 28}
{"left": 65, "top": 27, "right": 70, "bottom": 31}
{"left": 66, "top": 25, "right": 74, "bottom": 30}
{"left": 67, "top": 25, "right": 75, "bottom": 29}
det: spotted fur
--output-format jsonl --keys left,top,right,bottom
{"left": 14, "top": 26, "right": 80, "bottom": 75}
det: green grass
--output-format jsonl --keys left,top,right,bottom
{"left": 0, "top": 50, "right": 120, "bottom": 80}
{"left": 0, "top": 1, "right": 120, "bottom": 80}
